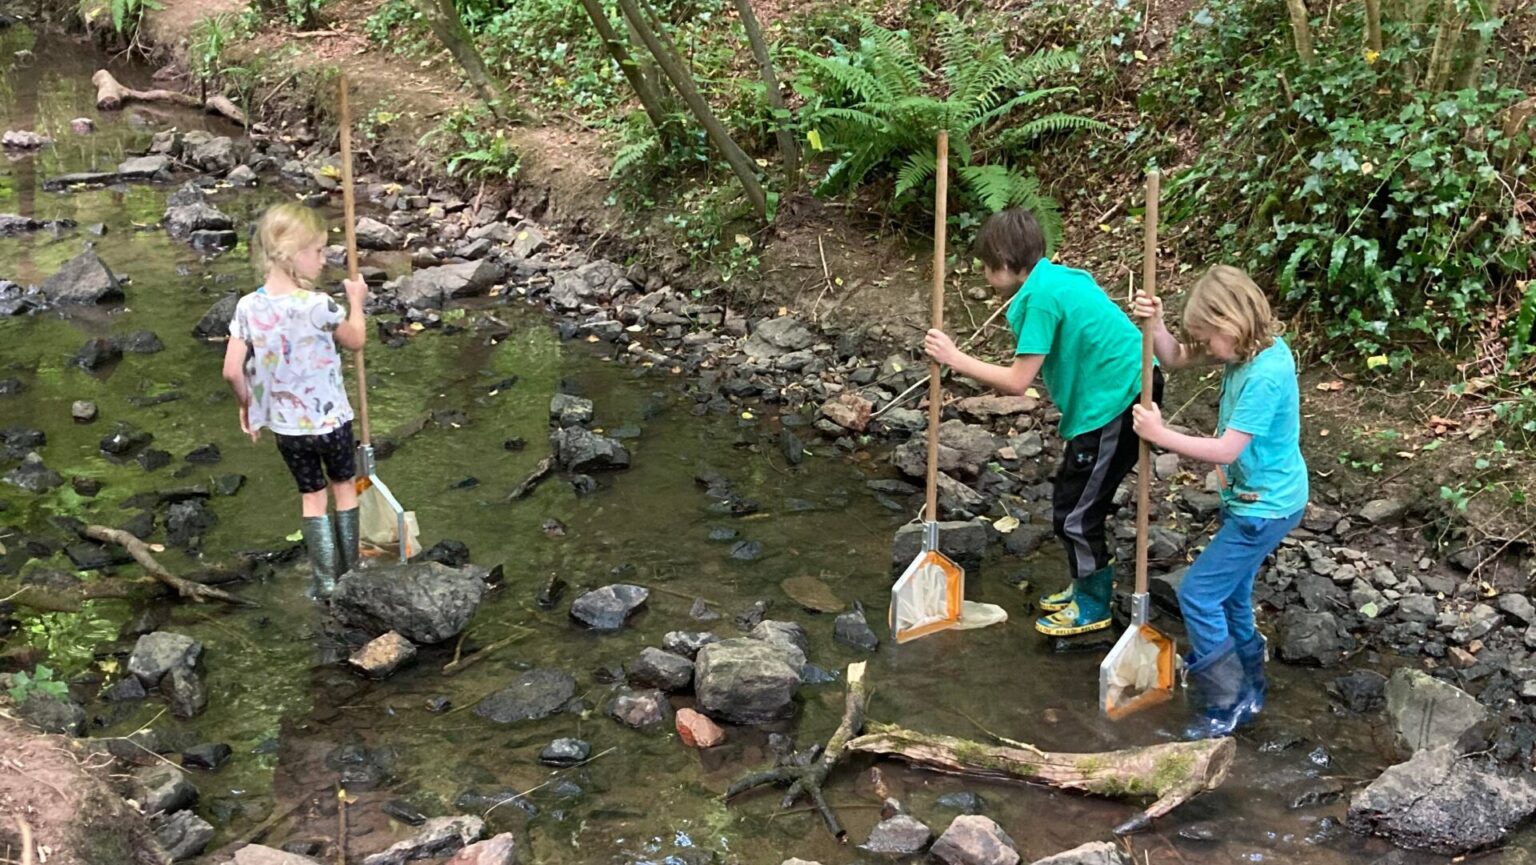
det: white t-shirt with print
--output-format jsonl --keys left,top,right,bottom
{"left": 229, "top": 287, "right": 354, "bottom": 436}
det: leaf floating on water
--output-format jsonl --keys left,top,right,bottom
{"left": 286, "top": 530, "right": 304, "bottom": 542}
{"left": 780, "top": 575, "right": 846, "bottom": 613}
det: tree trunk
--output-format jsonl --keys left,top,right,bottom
{"left": 725, "top": 664, "right": 1233, "bottom": 838}
{"left": 730, "top": 0, "right": 798, "bottom": 186}
{"left": 1424, "top": 0, "right": 1462, "bottom": 91}
{"left": 614, "top": 0, "right": 769, "bottom": 220}
{"left": 575, "top": 0, "right": 674, "bottom": 134}
{"left": 1365, "top": 0, "right": 1384, "bottom": 53}
{"left": 414, "top": 0, "right": 502, "bottom": 116}
{"left": 847, "top": 723, "right": 1236, "bottom": 835}
{"left": 92, "top": 69, "right": 246, "bottom": 125}
{"left": 1453, "top": 0, "right": 1502, "bottom": 90}
{"left": 1284, "top": 0, "right": 1315, "bottom": 63}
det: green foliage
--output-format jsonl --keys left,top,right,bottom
{"left": 791, "top": 13, "right": 1110, "bottom": 245}
{"left": 364, "top": 0, "right": 422, "bottom": 46}
{"left": 421, "top": 106, "right": 521, "bottom": 181}
{"left": 7, "top": 664, "right": 69, "bottom": 703}
{"left": 105, "top": 0, "right": 163, "bottom": 36}
{"left": 245, "top": 0, "right": 327, "bottom": 28}
{"left": 189, "top": 14, "right": 239, "bottom": 82}
{"left": 1154, "top": 0, "right": 1533, "bottom": 365}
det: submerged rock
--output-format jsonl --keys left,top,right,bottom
{"left": 607, "top": 687, "right": 669, "bottom": 728}
{"left": 675, "top": 707, "right": 726, "bottom": 748}
{"left": 569, "top": 584, "right": 648, "bottom": 631}
{"left": 332, "top": 562, "right": 487, "bottom": 644}
{"left": 360, "top": 815, "right": 485, "bottom": 865}
{"left": 1348, "top": 745, "right": 1536, "bottom": 854}
{"left": 861, "top": 814, "right": 932, "bottom": 856}
{"left": 539, "top": 738, "right": 591, "bottom": 767}
{"left": 129, "top": 632, "right": 202, "bottom": 687}
{"left": 834, "top": 602, "right": 880, "bottom": 653}
{"left": 628, "top": 647, "right": 694, "bottom": 692}
{"left": 551, "top": 426, "right": 630, "bottom": 472}
{"left": 349, "top": 631, "right": 417, "bottom": 678}
{"left": 474, "top": 668, "right": 576, "bottom": 724}
{"left": 3, "top": 453, "right": 64, "bottom": 493}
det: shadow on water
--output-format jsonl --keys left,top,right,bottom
{"left": 0, "top": 24, "right": 1473, "bottom": 865}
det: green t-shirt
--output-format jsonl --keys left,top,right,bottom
{"left": 1006, "top": 259, "right": 1143, "bottom": 441}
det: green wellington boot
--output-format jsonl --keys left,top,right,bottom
{"left": 1038, "top": 584, "right": 1074, "bottom": 612}
{"left": 1035, "top": 566, "right": 1113, "bottom": 636}
{"left": 300, "top": 514, "right": 340, "bottom": 600}
{"left": 334, "top": 506, "right": 361, "bottom": 577}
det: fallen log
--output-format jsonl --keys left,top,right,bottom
{"left": 81, "top": 525, "right": 254, "bottom": 606}
{"left": 725, "top": 663, "right": 1233, "bottom": 838}
{"left": 91, "top": 69, "right": 247, "bottom": 126}
{"left": 847, "top": 723, "right": 1234, "bottom": 835}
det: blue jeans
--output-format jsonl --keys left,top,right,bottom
{"left": 1178, "top": 508, "right": 1304, "bottom": 660}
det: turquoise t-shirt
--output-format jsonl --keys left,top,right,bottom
{"left": 1006, "top": 259, "right": 1143, "bottom": 441}
{"left": 1216, "top": 338, "right": 1309, "bottom": 518}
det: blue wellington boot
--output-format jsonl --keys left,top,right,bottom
{"left": 1035, "top": 566, "right": 1112, "bottom": 636}
{"left": 1184, "top": 638, "right": 1245, "bottom": 740}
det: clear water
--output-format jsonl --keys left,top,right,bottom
{"left": 0, "top": 24, "right": 1455, "bottom": 865}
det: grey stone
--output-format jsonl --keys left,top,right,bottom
{"left": 607, "top": 686, "right": 669, "bottom": 727}
{"left": 861, "top": 814, "right": 932, "bottom": 855}
{"left": 1499, "top": 594, "right": 1536, "bottom": 626}
{"left": 628, "top": 647, "right": 694, "bottom": 692}
{"left": 935, "top": 472, "right": 986, "bottom": 518}
{"left": 1452, "top": 604, "right": 1502, "bottom": 644}
{"left": 694, "top": 637, "right": 802, "bottom": 724}
{"left": 1348, "top": 745, "right": 1536, "bottom": 855}
{"left": 18, "top": 692, "right": 85, "bottom": 736}
{"left": 355, "top": 216, "right": 403, "bottom": 250}
{"left": 1385, "top": 669, "right": 1488, "bottom": 754}
{"left": 891, "top": 520, "right": 988, "bottom": 571}
{"left": 1398, "top": 595, "right": 1438, "bottom": 624}
{"left": 72, "top": 337, "right": 121, "bottom": 370}
{"left": 931, "top": 815, "right": 1021, "bottom": 865}
{"left": 119, "top": 330, "right": 164, "bottom": 353}
{"left": 134, "top": 763, "right": 198, "bottom": 816}
{"left": 3, "top": 453, "right": 64, "bottom": 493}
{"left": 550, "top": 426, "right": 629, "bottom": 472}
{"left": 162, "top": 666, "right": 208, "bottom": 718}
{"left": 155, "top": 809, "right": 214, "bottom": 861}
{"left": 749, "top": 620, "right": 809, "bottom": 657}
{"left": 332, "top": 562, "right": 488, "bottom": 644}
{"left": 549, "top": 393, "right": 594, "bottom": 427}
{"left": 164, "top": 201, "right": 235, "bottom": 237}
{"left": 661, "top": 631, "right": 719, "bottom": 659}
{"left": 226, "top": 165, "right": 258, "bottom": 187}
{"left": 1328, "top": 669, "right": 1388, "bottom": 713}
{"left": 39, "top": 250, "right": 124, "bottom": 304}
{"left": 182, "top": 742, "right": 232, "bottom": 770}
{"left": 539, "top": 738, "right": 591, "bottom": 767}
{"left": 193, "top": 291, "right": 239, "bottom": 340}
{"left": 189, "top": 136, "right": 237, "bottom": 173}
{"left": 474, "top": 669, "right": 576, "bottom": 724}
{"left": 442, "top": 833, "right": 517, "bottom": 865}
{"left": 569, "top": 584, "right": 649, "bottom": 631}
{"left": 360, "top": 815, "right": 485, "bottom": 865}
{"left": 234, "top": 846, "right": 325, "bottom": 865}
{"left": 165, "top": 499, "right": 216, "bottom": 547}
{"left": 116, "top": 154, "right": 172, "bottom": 179}
{"left": 129, "top": 632, "right": 202, "bottom": 686}
{"left": 511, "top": 223, "right": 547, "bottom": 258}
{"left": 190, "top": 229, "right": 238, "bottom": 252}
{"left": 834, "top": 603, "right": 880, "bottom": 652}
{"left": 1028, "top": 842, "right": 1127, "bottom": 865}
{"left": 1360, "top": 498, "right": 1409, "bottom": 526}
{"left": 394, "top": 261, "right": 504, "bottom": 308}
{"left": 744, "top": 317, "right": 816, "bottom": 358}
{"left": 1276, "top": 609, "right": 1351, "bottom": 667}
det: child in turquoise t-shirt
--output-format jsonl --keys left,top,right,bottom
{"left": 925, "top": 208, "right": 1158, "bottom": 637}
{"left": 1130, "top": 265, "right": 1308, "bottom": 738}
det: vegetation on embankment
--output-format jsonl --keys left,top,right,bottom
{"left": 37, "top": 0, "right": 1536, "bottom": 545}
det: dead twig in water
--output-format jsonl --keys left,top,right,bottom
{"left": 484, "top": 747, "right": 617, "bottom": 819}
{"left": 16, "top": 816, "right": 33, "bottom": 865}
{"left": 442, "top": 628, "right": 531, "bottom": 676}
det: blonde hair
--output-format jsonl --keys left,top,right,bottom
{"left": 251, "top": 203, "right": 327, "bottom": 288}
{"left": 1183, "top": 265, "right": 1281, "bottom": 363}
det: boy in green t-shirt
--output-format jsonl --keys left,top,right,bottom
{"left": 924, "top": 208, "right": 1160, "bottom": 636}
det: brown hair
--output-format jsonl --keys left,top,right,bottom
{"left": 251, "top": 202, "right": 327, "bottom": 288}
{"left": 1183, "top": 265, "right": 1281, "bottom": 362}
{"left": 974, "top": 208, "right": 1046, "bottom": 274}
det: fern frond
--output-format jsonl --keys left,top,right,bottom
{"left": 1009, "top": 48, "right": 1080, "bottom": 84}
{"left": 994, "top": 113, "right": 1115, "bottom": 149}
{"left": 957, "top": 164, "right": 1018, "bottom": 213}
{"left": 792, "top": 49, "right": 898, "bottom": 106}
{"left": 859, "top": 21, "right": 927, "bottom": 94}
{"left": 968, "top": 86, "right": 1080, "bottom": 130}
{"left": 894, "top": 150, "right": 937, "bottom": 200}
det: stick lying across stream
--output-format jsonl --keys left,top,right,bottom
{"left": 726, "top": 663, "right": 1233, "bottom": 837}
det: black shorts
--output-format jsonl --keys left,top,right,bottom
{"left": 274, "top": 422, "right": 357, "bottom": 494}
